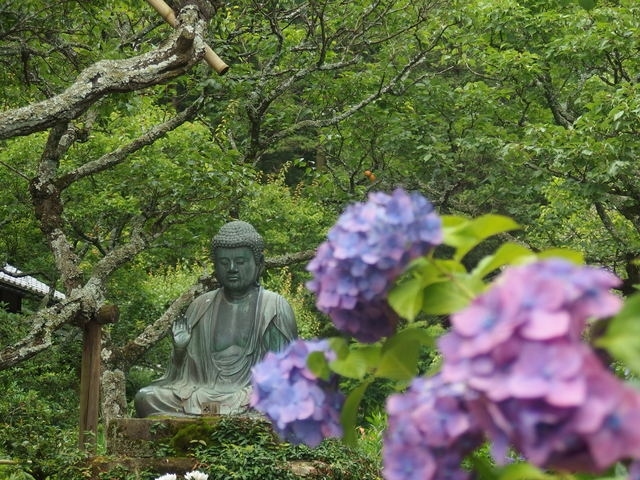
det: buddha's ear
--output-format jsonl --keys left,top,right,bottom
{"left": 256, "top": 254, "right": 265, "bottom": 283}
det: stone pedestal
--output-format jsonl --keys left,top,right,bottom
{"left": 86, "top": 417, "right": 221, "bottom": 476}
{"left": 93, "top": 416, "right": 328, "bottom": 478}
{"left": 106, "top": 417, "right": 221, "bottom": 457}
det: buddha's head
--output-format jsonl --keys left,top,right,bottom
{"left": 211, "top": 221, "right": 265, "bottom": 296}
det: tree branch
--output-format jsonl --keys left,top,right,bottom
{"left": 57, "top": 96, "right": 203, "bottom": 189}
{"left": 536, "top": 71, "right": 575, "bottom": 129}
{"left": 0, "top": 6, "right": 206, "bottom": 140}
{"left": 0, "top": 300, "right": 82, "bottom": 370}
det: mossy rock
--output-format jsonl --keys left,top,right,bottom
{"left": 106, "top": 416, "right": 223, "bottom": 457}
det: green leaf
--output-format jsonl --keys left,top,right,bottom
{"left": 498, "top": 462, "right": 555, "bottom": 480}
{"left": 330, "top": 345, "right": 381, "bottom": 379}
{"left": 578, "top": 0, "right": 596, "bottom": 10}
{"left": 388, "top": 277, "right": 424, "bottom": 321}
{"left": 375, "top": 329, "right": 427, "bottom": 381}
{"left": 384, "top": 324, "right": 437, "bottom": 349}
{"left": 421, "top": 275, "right": 483, "bottom": 315}
{"left": 468, "top": 450, "right": 499, "bottom": 480}
{"left": 443, "top": 214, "right": 521, "bottom": 261}
{"left": 307, "top": 351, "right": 331, "bottom": 381}
{"left": 596, "top": 294, "right": 640, "bottom": 375}
{"left": 329, "top": 337, "right": 350, "bottom": 359}
{"left": 340, "top": 381, "right": 371, "bottom": 446}
{"left": 537, "top": 248, "right": 584, "bottom": 264}
{"left": 471, "top": 242, "right": 533, "bottom": 279}
{"left": 390, "top": 258, "right": 469, "bottom": 320}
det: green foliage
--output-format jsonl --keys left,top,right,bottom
{"left": 0, "top": 314, "right": 84, "bottom": 480}
{"left": 597, "top": 293, "right": 640, "bottom": 376}
{"left": 169, "top": 421, "right": 224, "bottom": 455}
{"left": 0, "top": 381, "right": 84, "bottom": 480}
{"left": 355, "top": 411, "right": 386, "bottom": 468}
{"left": 0, "top": 465, "right": 36, "bottom": 480}
{"left": 109, "top": 261, "right": 203, "bottom": 375}
{"left": 162, "top": 416, "right": 381, "bottom": 480}
{"left": 239, "top": 168, "right": 333, "bottom": 256}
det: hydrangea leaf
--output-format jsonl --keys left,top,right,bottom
{"left": 391, "top": 259, "right": 469, "bottom": 320}
{"left": 330, "top": 345, "right": 381, "bottom": 379}
{"left": 422, "top": 275, "right": 483, "bottom": 315}
{"left": 375, "top": 346, "right": 418, "bottom": 381}
{"left": 497, "top": 463, "right": 556, "bottom": 480}
{"left": 375, "top": 330, "right": 427, "bottom": 381}
{"left": 340, "top": 380, "right": 371, "bottom": 446}
{"left": 306, "top": 350, "right": 331, "bottom": 381}
{"left": 537, "top": 247, "right": 584, "bottom": 264}
{"left": 443, "top": 214, "right": 521, "bottom": 261}
{"left": 388, "top": 277, "right": 424, "bottom": 321}
{"left": 596, "top": 293, "right": 640, "bottom": 375}
{"left": 329, "top": 337, "right": 350, "bottom": 359}
{"left": 471, "top": 242, "right": 533, "bottom": 280}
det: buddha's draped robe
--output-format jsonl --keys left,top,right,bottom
{"left": 135, "top": 286, "right": 297, "bottom": 416}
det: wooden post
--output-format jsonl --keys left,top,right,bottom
{"left": 145, "top": 0, "right": 229, "bottom": 75}
{"left": 78, "top": 304, "right": 120, "bottom": 451}
{"left": 78, "top": 321, "right": 102, "bottom": 450}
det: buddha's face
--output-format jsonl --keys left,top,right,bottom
{"left": 214, "top": 246, "right": 259, "bottom": 297}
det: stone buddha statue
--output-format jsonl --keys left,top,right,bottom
{"left": 134, "top": 221, "right": 298, "bottom": 417}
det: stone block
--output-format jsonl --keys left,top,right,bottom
{"left": 106, "top": 416, "right": 221, "bottom": 457}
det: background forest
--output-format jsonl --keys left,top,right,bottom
{"left": 1, "top": 0, "right": 639, "bottom": 478}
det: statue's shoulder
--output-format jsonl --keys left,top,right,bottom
{"left": 259, "top": 287, "right": 282, "bottom": 299}
{"left": 259, "top": 287, "right": 290, "bottom": 305}
{"left": 259, "top": 287, "right": 294, "bottom": 316}
{"left": 191, "top": 289, "right": 221, "bottom": 306}
{"left": 185, "top": 289, "right": 221, "bottom": 327}
{"left": 258, "top": 287, "right": 297, "bottom": 339}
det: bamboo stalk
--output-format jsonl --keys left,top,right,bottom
{"left": 146, "top": 0, "right": 229, "bottom": 75}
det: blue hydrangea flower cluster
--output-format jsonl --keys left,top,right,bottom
{"left": 250, "top": 339, "right": 344, "bottom": 447}
{"left": 384, "top": 375, "right": 483, "bottom": 480}
{"left": 306, "top": 188, "right": 442, "bottom": 342}
{"left": 438, "top": 258, "right": 640, "bottom": 472}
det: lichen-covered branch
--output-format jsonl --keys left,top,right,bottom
{"left": 0, "top": 5, "right": 210, "bottom": 371}
{"left": 0, "top": 6, "right": 207, "bottom": 140}
{"left": 0, "top": 300, "right": 81, "bottom": 369}
{"left": 57, "top": 97, "right": 203, "bottom": 188}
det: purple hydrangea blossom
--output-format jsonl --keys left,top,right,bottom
{"left": 438, "top": 258, "right": 640, "bottom": 473}
{"left": 307, "top": 188, "right": 442, "bottom": 342}
{"left": 469, "top": 355, "right": 640, "bottom": 473}
{"left": 571, "top": 357, "right": 640, "bottom": 471}
{"left": 250, "top": 339, "right": 344, "bottom": 447}
{"left": 383, "top": 376, "right": 483, "bottom": 480}
{"left": 628, "top": 460, "right": 640, "bottom": 480}
{"left": 440, "top": 260, "right": 622, "bottom": 397}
